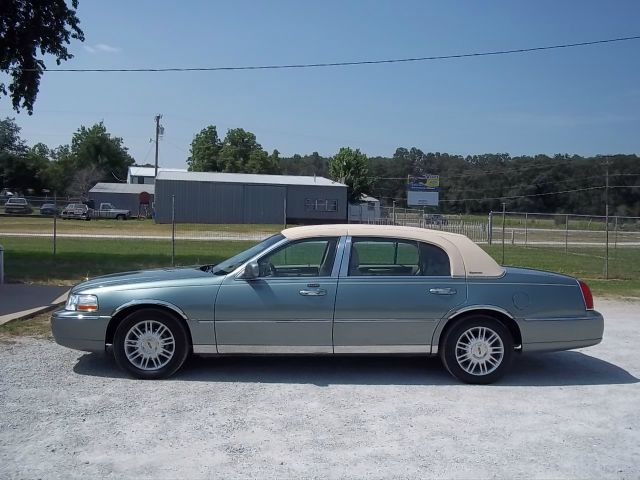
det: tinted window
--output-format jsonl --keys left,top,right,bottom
{"left": 259, "top": 238, "right": 338, "bottom": 277}
{"left": 348, "top": 237, "right": 450, "bottom": 277}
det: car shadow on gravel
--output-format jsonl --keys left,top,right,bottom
{"left": 72, "top": 350, "right": 638, "bottom": 387}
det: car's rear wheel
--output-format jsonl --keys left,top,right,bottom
{"left": 441, "top": 315, "right": 513, "bottom": 384}
{"left": 113, "top": 308, "right": 189, "bottom": 379}
{"left": 116, "top": 214, "right": 125, "bottom": 220}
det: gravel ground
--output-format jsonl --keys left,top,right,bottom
{"left": 0, "top": 299, "right": 638, "bottom": 479}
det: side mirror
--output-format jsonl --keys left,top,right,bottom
{"left": 242, "top": 261, "right": 260, "bottom": 280}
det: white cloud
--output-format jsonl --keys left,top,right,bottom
{"left": 95, "top": 43, "right": 121, "bottom": 53}
{"left": 83, "top": 43, "right": 121, "bottom": 54}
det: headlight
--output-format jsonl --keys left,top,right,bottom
{"left": 65, "top": 294, "right": 99, "bottom": 312}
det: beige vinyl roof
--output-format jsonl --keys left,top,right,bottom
{"left": 282, "top": 224, "right": 504, "bottom": 278}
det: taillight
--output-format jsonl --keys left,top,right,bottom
{"left": 578, "top": 280, "right": 594, "bottom": 310}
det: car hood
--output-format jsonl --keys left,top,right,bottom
{"left": 72, "top": 266, "right": 220, "bottom": 293}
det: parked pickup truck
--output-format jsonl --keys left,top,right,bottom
{"left": 93, "top": 203, "right": 131, "bottom": 220}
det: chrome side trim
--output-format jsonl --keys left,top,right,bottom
{"left": 334, "top": 345, "right": 429, "bottom": 354}
{"left": 193, "top": 345, "right": 218, "bottom": 354}
{"left": 522, "top": 316, "right": 596, "bottom": 322}
{"left": 111, "top": 299, "right": 189, "bottom": 320}
{"left": 446, "top": 304, "right": 515, "bottom": 321}
{"left": 430, "top": 345, "right": 439, "bottom": 355}
{"left": 218, "top": 345, "right": 333, "bottom": 354}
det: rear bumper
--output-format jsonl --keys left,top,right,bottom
{"left": 51, "top": 310, "right": 110, "bottom": 352}
{"left": 520, "top": 310, "right": 604, "bottom": 353}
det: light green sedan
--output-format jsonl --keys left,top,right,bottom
{"left": 52, "top": 224, "right": 603, "bottom": 384}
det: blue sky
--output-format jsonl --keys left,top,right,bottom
{"left": 2, "top": 0, "right": 640, "bottom": 168}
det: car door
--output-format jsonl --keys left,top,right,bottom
{"left": 333, "top": 236, "right": 467, "bottom": 353}
{"left": 215, "top": 236, "right": 343, "bottom": 353}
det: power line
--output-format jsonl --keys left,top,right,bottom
{"left": 438, "top": 186, "right": 604, "bottom": 203}
{"left": 18, "top": 35, "right": 640, "bottom": 73}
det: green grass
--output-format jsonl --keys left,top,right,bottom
{"left": 0, "top": 215, "right": 282, "bottom": 235}
{"left": 0, "top": 312, "right": 52, "bottom": 338}
{"left": 0, "top": 236, "right": 255, "bottom": 284}
{"left": 1, "top": 234, "right": 638, "bottom": 298}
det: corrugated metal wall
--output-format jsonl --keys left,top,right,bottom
{"left": 88, "top": 192, "right": 154, "bottom": 216}
{"left": 155, "top": 180, "right": 290, "bottom": 224}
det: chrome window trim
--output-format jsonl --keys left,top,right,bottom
{"left": 111, "top": 299, "right": 189, "bottom": 320}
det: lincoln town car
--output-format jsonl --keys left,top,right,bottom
{"left": 52, "top": 224, "right": 604, "bottom": 384}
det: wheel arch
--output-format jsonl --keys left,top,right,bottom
{"left": 105, "top": 300, "right": 194, "bottom": 347}
{"left": 433, "top": 306, "right": 522, "bottom": 353}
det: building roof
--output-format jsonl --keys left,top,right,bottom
{"left": 155, "top": 170, "right": 346, "bottom": 187}
{"left": 281, "top": 224, "right": 504, "bottom": 278}
{"left": 128, "top": 166, "right": 187, "bottom": 178}
{"left": 90, "top": 183, "right": 155, "bottom": 194}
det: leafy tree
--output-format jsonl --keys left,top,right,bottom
{"left": 218, "top": 128, "right": 280, "bottom": 174}
{"left": 68, "top": 122, "right": 134, "bottom": 181}
{"left": 43, "top": 122, "right": 134, "bottom": 194}
{"left": 187, "top": 125, "right": 222, "bottom": 172}
{"left": 0, "top": 117, "right": 48, "bottom": 193}
{"left": 1, "top": 0, "right": 84, "bottom": 114}
{"left": 328, "top": 147, "right": 372, "bottom": 202}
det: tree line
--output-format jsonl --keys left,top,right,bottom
{"left": 1, "top": 117, "right": 638, "bottom": 216}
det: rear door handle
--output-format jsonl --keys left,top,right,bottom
{"left": 299, "top": 289, "right": 327, "bottom": 296}
{"left": 429, "top": 288, "right": 457, "bottom": 295}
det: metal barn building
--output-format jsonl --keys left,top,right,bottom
{"left": 154, "top": 171, "right": 347, "bottom": 224}
{"left": 89, "top": 183, "right": 155, "bottom": 215}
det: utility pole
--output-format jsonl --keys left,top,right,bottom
{"left": 604, "top": 158, "right": 610, "bottom": 279}
{"left": 154, "top": 114, "right": 163, "bottom": 178}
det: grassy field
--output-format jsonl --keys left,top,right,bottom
{"left": 0, "top": 215, "right": 282, "bottom": 235}
{"left": 0, "top": 235, "right": 638, "bottom": 297}
{"left": 0, "top": 312, "right": 51, "bottom": 338}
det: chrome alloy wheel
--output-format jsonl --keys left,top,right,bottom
{"left": 124, "top": 320, "right": 176, "bottom": 371}
{"left": 455, "top": 326, "right": 504, "bottom": 376}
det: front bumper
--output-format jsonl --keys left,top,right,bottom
{"left": 520, "top": 310, "right": 604, "bottom": 353}
{"left": 51, "top": 309, "right": 111, "bottom": 352}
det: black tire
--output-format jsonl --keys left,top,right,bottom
{"left": 440, "top": 315, "right": 513, "bottom": 384}
{"left": 113, "top": 308, "right": 190, "bottom": 379}
{"left": 116, "top": 214, "right": 124, "bottom": 220}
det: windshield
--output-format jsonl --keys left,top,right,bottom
{"left": 202, "top": 233, "right": 285, "bottom": 275}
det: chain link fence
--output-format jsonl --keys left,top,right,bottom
{"left": 1, "top": 197, "right": 639, "bottom": 283}
{"left": 488, "top": 211, "right": 640, "bottom": 279}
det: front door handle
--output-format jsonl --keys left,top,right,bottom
{"left": 429, "top": 288, "right": 457, "bottom": 295}
{"left": 299, "top": 289, "right": 327, "bottom": 296}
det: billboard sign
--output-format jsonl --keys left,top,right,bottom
{"left": 407, "top": 175, "right": 440, "bottom": 206}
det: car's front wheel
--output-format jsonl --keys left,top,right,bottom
{"left": 113, "top": 308, "right": 189, "bottom": 379}
{"left": 441, "top": 315, "right": 513, "bottom": 384}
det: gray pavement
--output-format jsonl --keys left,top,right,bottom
{"left": 0, "top": 299, "right": 638, "bottom": 479}
{"left": 0, "top": 284, "right": 68, "bottom": 318}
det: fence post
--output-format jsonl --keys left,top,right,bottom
{"left": 53, "top": 193, "right": 57, "bottom": 256}
{"left": 171, "top": 195, "right": 175, "bottom": 267}
{"left": 565, "top": 215, "right": 569, "bottom": 254}
{"left": 614, "top": 216, "right": 618, "bottom": 252}
{"left": 511, "top": 229, "right": 515, "bottom": 245}
{"left": 488, "top": 212, "right": 493, "bottom": 245}
{"left": 0, "top": 244, "right": 4, "bottom": 284}
{"left": 501, "top": 203, "right": 506, "bottom": 265}
{"left": 524, "top": 213, "right": 528, "bottom": 247}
